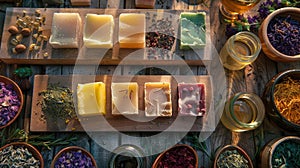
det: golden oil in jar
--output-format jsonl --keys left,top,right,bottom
{"left": 221, "top": 92, "right": 265, "bottom": 132}
{"left": 219, "top": 31, "right": 261, "bottom": 70}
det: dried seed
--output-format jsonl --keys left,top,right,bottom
{"left": 21, "top": 28, "right": 31, "bottom": 37}
{"left": 8, "top": 25, "right": 19, "bottom": 35}
{"left": 15, "top": 44, "right": 27, "bottom": 53}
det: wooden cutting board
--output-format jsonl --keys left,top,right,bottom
{"left": 30, "top": 75, "right": 212, "bottom": 132}
{"left": 0, "top": 8, "right": 211, "bottom": 65}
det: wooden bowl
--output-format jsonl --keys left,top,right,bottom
{"left": 0, "top": 75, "right": 24, "bottom": 129}
{"left": 213, "top": 145, "right": 253, "bottom": 168}
{"left": 0, "top": 142, "right": 44, "bottom": 168}
{"left": 51, "top": 146, "right": 97, "bottom": 168}
{"left": 260, "top": 136, "right": 300, "bottom": 168}
{"left": 263, "top": 69, "right": 300, "bottom": 132}
{"left": 152, "top": 144, "right": 198, "bottom": 168}
{"left": 259, "top": 7, "right": 300, "bottom": 62}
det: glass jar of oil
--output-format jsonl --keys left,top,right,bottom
{"left": 221, "top": 92, "right": 265, "bottom": 132}
{"left": 219, "top": 31, "right": 261, "bottom": 70}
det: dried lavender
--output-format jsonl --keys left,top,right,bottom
{"left": 54, "top": 149, "right": 95, "bottom": 168}
{"left": 0, "top": 82, "right": 21, "bottom": 126}
{"left": 267, "top": 15, "right": 300, "bottom": 56}
{"left": 0, "top": 145, "right": 40, "bottom": 167}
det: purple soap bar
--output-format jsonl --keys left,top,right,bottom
{"left": 178, "top": 83, "right": 205, "bottom": 116}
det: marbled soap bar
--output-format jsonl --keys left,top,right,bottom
{"left": 111, "top": 83, "right": 138, "bottom": 115}
{"left": 119, "top": 13, "right": 145, "bottom": 48}
{"left": 178, "top": 83, "right": 205, "bottom": 116}
{"left": 49, "top": 13, "right": 81, "bottom": 48}
{"left": 144, "top": 82, "right": 172, "bottom": 117}
{"left": 83, "top": 14, "right": 114, "bottom": 48}
{"left": 180, "top": 12, "right": 206, "bottom": 50}
{"left": 77, "top": 82, "right": 106, "bottom": 116}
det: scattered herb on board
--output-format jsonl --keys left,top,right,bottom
{"left": 216, "top": 149, "right": 249, "bottom": 168}
{"left": 273, "top": 77, "right": 300, "bottom": 125}
{"left": 0, "top": 145, "right": 40, "bottom": 167}
{"left": 272, "top": 140, "right": 300, "bottom": 168}
{"left": 38, "top": 85, "right": 76, "bottom": 124}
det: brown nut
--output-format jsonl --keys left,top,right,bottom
{"left": 8, "top": 25, "right": 19, "bottom": 35}
{"left": 15, "top": 44, "right": 26, "bottom": 53}
{"left": 21, "top": 28, "right": 31, "bottom": 37}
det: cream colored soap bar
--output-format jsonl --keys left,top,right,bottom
{"left": 119, "top": 13, "right": 145, "bottom": 48}
{"left": 49, "top": 13, "right": 81, "bottom": 48}
{"left": 83, "top": 14, "right": 114, "bottom": 48}
{"left": 77, "top": 82, "right": 106, "bottom": 116}
{"left": 144, "top": 82, "right": 172, "bottom": 117}
{"left": 111, "top": 83, "right": 138, "bottom": 115}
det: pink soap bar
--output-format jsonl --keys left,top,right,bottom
{"left": 178, "top": 83, "right": 205, "bottom": 116}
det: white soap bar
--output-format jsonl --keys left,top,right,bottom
{"left": 119, "top": 13, "right": 145, "bottom": 48}
{"left": 49, "top": 13, "right": 81, "bottom": 48}
{"left": 83, "top": 14, "right": 114, "bottom": 48}
{"left": 111, "top": 83, "right": 138, "bottom": 115}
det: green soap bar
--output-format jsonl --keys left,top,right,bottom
{"left": 180, "top": 12, "right": 206, "bottom": 50}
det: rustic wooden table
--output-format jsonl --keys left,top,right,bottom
{"left": 0, "top": 0, "right": 299, "bottom": 167}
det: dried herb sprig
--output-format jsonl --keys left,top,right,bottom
{"left": 186, "top": 133, "right": 214, "bottom": 161}
{"left": 225, "top": 0, "right": 300, "bottom": 37}
{"left": 0, "top": 127, "right": 78, "bottom": 150}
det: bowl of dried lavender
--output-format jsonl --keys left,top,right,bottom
{"left": 259, "top": 7, "right": 300, "bottom": 62}
{"left": 213, "top": 145, "right": 253, "bottom": 168}
{"left": 260, "top": 136, "right": 300, "bottom": 168}
{"left": 0, "top": 75, "right": 23, "bottom": 129}
{"left": 0, "top": 142, "right": 44, "bottom": 167}
{"left": 51, "top": 146, "right": 97, "bottom": 168}
{"left": 152, "top": 144, "right": 198, "bottom": 168}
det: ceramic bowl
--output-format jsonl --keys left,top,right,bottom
{"left": 51, "top": 146, "right": 97, "bottom": 168}
{"left": 263, "top": 69, "right": 300, "bottom": 132}
{"left": 0, "top": 75, "right": 24, "bottom": 129}
{"left": 152, "top": 144, "right": 198, "bottom": 168}
{"left": 260, "top": 136, "right": 300, "bottom": 168}
{"left": 0, "top": 142, "right": 44, "bottom": 168}
{"left": 213, "top": 145, "right": 253, "bottom": 168}
{"left": 259, "top": 7, "right": 300, "bottom": 62}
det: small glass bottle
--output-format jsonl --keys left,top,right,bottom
{"left": 219, "top": 31, "right": 261, "bottom": 70}
{"left": 221, "top": 92, "right": 265, "bottom": 132}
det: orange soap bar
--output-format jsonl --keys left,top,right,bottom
{"left": 119, "top": 13, "right": 145, "bottom": 48}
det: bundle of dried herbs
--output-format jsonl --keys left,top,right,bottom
{"left": 274, "top": 77, "right": 300, "bottom": 125}
{"left": 272, "top": 140, "right": 300, "bottom": 168}
{"left": 216, "top": 149, "right": 249, "bottom": 168}
{"left": 38, "top": 85, "right": 76, "bottom": 123}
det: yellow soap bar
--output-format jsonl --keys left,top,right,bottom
{"left": 111, "top": 83, "right": 138, "bottom": 115}
{"left": 49, "top": 13, "right": 81, "bottom": 48}
{"left": 119, "top": 13, "right": 145, "bottom": 48}
{"left": 83, "top": 14, "right": 114, "bottom": 48}
{"left": 144, "top": 82, "right": 172, "bottom": 117}
{"left": 77, "top": 82, "right": 106, "bottom": 116}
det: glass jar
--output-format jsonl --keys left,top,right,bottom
{"left": 221, "top": 92, "right": 265, "bottom": 132}
{"left": 219, "top": 31, "right": 261, "bottom": 70}
{"left": 109, "top": 144, "right": 146, "bottom": 168}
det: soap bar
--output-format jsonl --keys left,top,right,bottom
{"left": 180, "top": 12, "right": 206, "bottom": 50}
{"left": 71, "top": 0, "right": 91, "bottom": 6}
{"left": 119, "top": 13, "right": 145, "bottom": 48}
{"left": 111, "top": 83, "right": 139, "bottom": 115}
{"left": 144, "top": 82, "right": 172, "bottom": 117}
{"left": 77, "top": 82, "right": 106, "bottom": 116}
{"left": 83, "top": 14, "right": 114, "bottom": 48}
{"left": 135, "top": 0, "right": 155, "bottom": 8}
{"left": 178, "top": 83, "right": 205, "bottom": 116}
{"left": 49, "top": 13, "right": 81, "bottom": 48}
